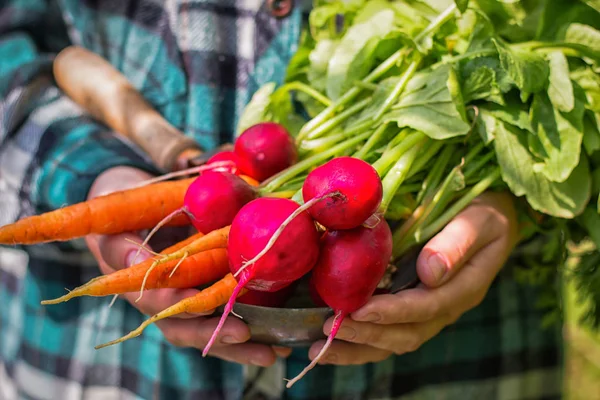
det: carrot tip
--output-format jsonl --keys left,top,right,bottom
{"left": 41, "top": 293, "right": 74, "bottom": 305}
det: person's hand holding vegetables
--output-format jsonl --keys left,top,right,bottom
{"left": 307, "top": 191, "right": 519, "bottom": 365}
{"left": 84, "top": 165, "right": 291, "bottom": 366}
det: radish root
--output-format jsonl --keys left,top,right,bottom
{"left": 130, "top": 208, "right": 185, "bottom": 268}
{"left": 152, "top": 226, "right": 230, "bottom": 268}
{"left": 169, "top": 252, "right": 188, "bottom": 278}
{"left": 133, "top": 161, "right": 237, "bottom": 188}
{"left": 285, "top": 310, "right": 346, "bottom": 388}
{"left": 202, "top": 271, "right": 253, "bottom": 357}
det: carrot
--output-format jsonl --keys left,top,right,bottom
{"left": 0, "top": 177, "right": 195, "bottom": 245}
{"left": 134, "top": 225, "right": 231, "bottom": 301}
{"left": 240, "top": 175, "right": 260, "bottom": 187}
{"left": 94, "top": 273, "right": 246, "bottom": 349}
{"left": 41, "top": 247, "right": 229, "bottom": 304}
{"left": 40, "top": 231, "right": 227, "bottom": 305}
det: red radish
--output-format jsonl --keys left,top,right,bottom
{"left": 131, "top": 171, "right": 256, "bottom": 298}
{"left": 285, "top": 219, "right": 393, "bottom": 388}
{"left": 183, "top": 171, "right": 256, "bottom": 233}
{"left": 302, "top": 156, "right": 383, "bottom": 230}
{"left": 131, "top": 160, "right": 238, "bottom": 188}
{"left": 235, "top": 122, "right": 298, "bottom": 181}
{"left": 207, "top": 151, "right": 240, "bottom": 173}
{"left": 202, "top": 197, "right": 321, "bottom": 356}
{"left": 231, "top": 157, "right": 382, "bottom": 278}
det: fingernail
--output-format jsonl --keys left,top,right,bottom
{"left": 324, "top": 353, "right": 338, "bottom": 364}
{"left": 337, "top": 326, "right": 356, "bottom": 340}
{"left": 250, "top": 358, "right": 268, "bottom": 366}
{"left": 220, "top": 335, "right": 241, "bottom": 344}
{"left": 427, "top": 253, "right": 447, "bottom": 283}
{"left": 357, "top": 313, "right": 381, "bottom": 323}
{"left": 125, "top": 250, "right": 148, "bottom": 267}
{"left": 273, "top": 346, "right": 292, "bottom": 358}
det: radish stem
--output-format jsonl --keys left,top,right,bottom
{"left": 304, "top": 97, "right": 372, "bottom": 140}
{"left": 416, "top": 145, "right": 454, "bottom": 204}
{"left": 414, "top": 3, "right": 457, "bottom": 43}
{"left": 132, "top": 161, "right": 237, "bottom": 188}
{"left": 379, "top": 143, "right": 425, "bottom": 213}
{"left": 260, "top": 131, "right": 372, "bottom": 193}
{"left": 405, "top": 140, "right": 443, "bottom": 180}
{"left": 279, "top": 82, "right": 332, "bottom": 106}
{"left": 372, "top": 131, "right": 426, "bottom": 176}
{"left": 296, "top": 50, "right": 405, "bottom": 142}
{"left": 353, "top": 123, "right": 390, "bottom": 159}
{"left": 393, "top": 168, "right": 501, "bottom": 257}
{"left": 372, "top": 59, "right": 420, "bottom": 122}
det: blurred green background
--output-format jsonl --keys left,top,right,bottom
{"left": 564, "top": 272, "right": 600, "bottom": 399}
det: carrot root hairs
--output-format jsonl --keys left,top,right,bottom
{"left": 94, "top": 274, "right": 246, "bottom": 349}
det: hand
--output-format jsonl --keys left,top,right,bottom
{"left": 309, "top": 191, "right": 519, "bottom": 365}
{"left": 85, "top": 166, "right": 291, "bottom": 366}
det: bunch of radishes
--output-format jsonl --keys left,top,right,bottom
{"left": 136, "top": 121, "right": 394, "bottom": 385}
{"left": 203, "top": 146, "right": 394, "bottom": 387}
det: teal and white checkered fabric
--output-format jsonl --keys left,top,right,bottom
{"left": 0, "top": 1, "right": 564, "bottom": 399}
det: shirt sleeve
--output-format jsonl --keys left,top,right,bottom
{"left": 0, "top": 1, "right": 157, "bottom": 226}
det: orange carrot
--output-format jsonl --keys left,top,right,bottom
{"left": 94, "top": 273, "right": 246, "bottom": 349}
{"left": 240, "top": 175, "right": 260, "bottom": 187}
{"left": 0, "top": 178, "right": 196, "bottom": 245}
{"left": 150, "top": 225, "right": 230, "bottom": 266}
{"left": 39, "top": 231, "right": 222, "bottom": 305}
{"left": 134, "top": 225, "right": 231, "bottom": 300}
{"left": 41, "top": 248, "right": 229, "bottom": 305}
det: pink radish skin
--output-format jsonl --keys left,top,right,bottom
{"left": 230, "top": 156, "right": 382, "bottom": 278}
{"left": 202, "top": 197, "right": 321, "bottom": 356}
{"left": 302, "top": 156, "right": 383, "bottom": 230}
{"left": 235, "top": 122, "right": 298, "bottom": 182}
{"left": 206, "top": 151, "right": 240, "bottom": 174}
{"left": 285, "top": 219, "right": 393, "bottom": 388}
{"left": 129, "top": 170, "right": 257, "bottom": 298}
{"left": 184, "top": 170, "right": 257, "bottom": 233}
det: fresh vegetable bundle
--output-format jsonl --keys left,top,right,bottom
{"left": 1, "top": 0, "right": 600, "bottom": 388}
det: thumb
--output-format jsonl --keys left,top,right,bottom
{"left": 87, "top": 166, "right": 156, "bottom": 272}
{"left": 415, "top": 201, "right": 500, "bottom": 288}
{"left": 88, "top": 166, "right": 154, "bottom": 199}
{"left": 97, "top": 232, "right": 153, "bottom": 271}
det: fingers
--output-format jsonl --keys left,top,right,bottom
{"left": 155, "top": 317, "right": 279, "bottom": 367}
{"left": 92, "top": 221, "right": 203, "bottom": 319}
{"left": 416, "top": 206, "right": 494, "bottom": 288}
{"left": 122, "top": 287, "right": 211, "bottom": 319}
{"left": 322, "top": 316, "right": 448, "bottom": 356}
{"left": 85, "top": 166, "right": 157, "bottom": 275}
{"left": 427, "top": 237, "right": 509, "bottom": 315}
{"left": 97, "top": 232, "right": 153, "bottom": 272}
{"left": 88, "top": 166, "right": 154, "bottom": 198}
{"left": 350, "top": 288, "right": 443, "bottom": 324}
{"left": 273, "top": 346, "right": 293, "bottom": 358}
{"left": 353, "top": 231, "right": 511, "bottom": 326}
{"left": 308, "top": 340, "right": 391, "bottom": 365}
{"left": 416, "top": 192, "right": 516, "bottom": 288}
{"left": 156, "top": 316, "right": 251, "bottom": 347}
{"left": 210, "top": 343, "right": 279, "bottom": 367}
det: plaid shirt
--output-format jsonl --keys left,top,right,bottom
{"left": 0, "top": 1, "right": 564, "bottom": 399}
